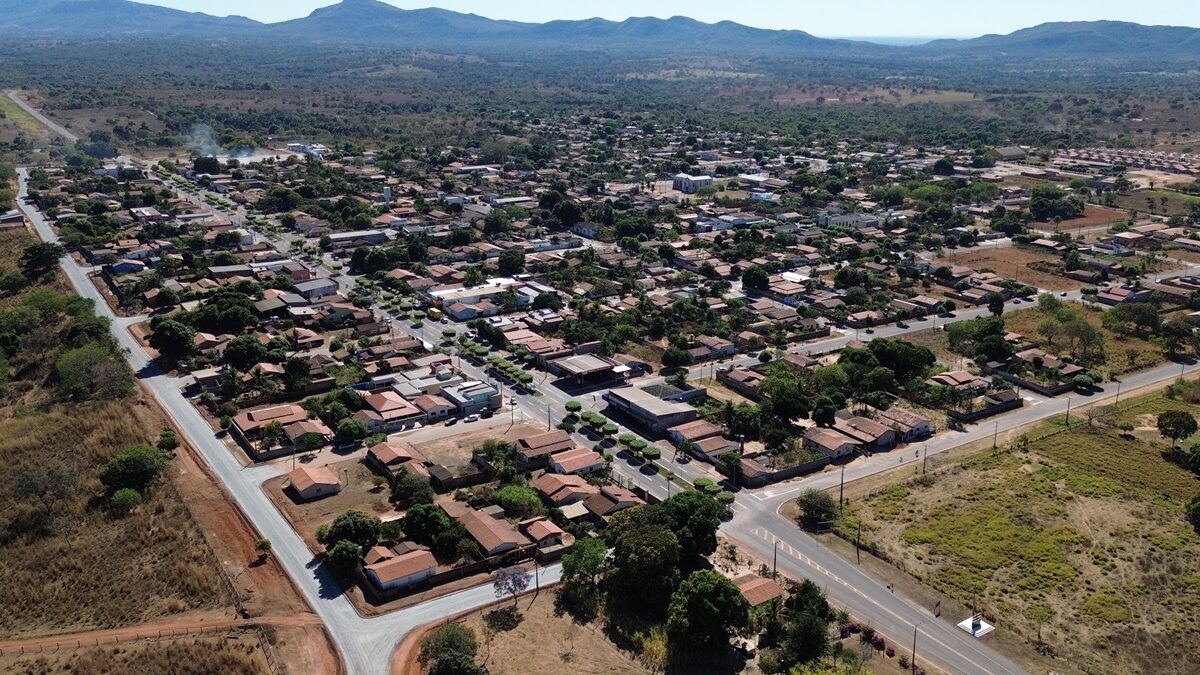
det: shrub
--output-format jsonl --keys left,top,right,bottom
{"left": 109, "top": 488, "right": 142, "bottom": 515}
{"left": 641, "top": 446, "right": 661, "bottom": 460}
{"left": 871, "top": 635, "right": 886, "bottom": 650}
{"left": 715, "top": 490, "right": 735, "bottom": 505}
{"left": 886, "top": 646, "right": 895, "bottom": 658}
{"left": 899, "top": 654, "right": 910, "bottom": 668}
{"left": 100, "top": 445, "right": 168, "bottom": 494}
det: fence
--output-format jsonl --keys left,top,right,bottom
{"left": 0, "top": 623, "right": 267, "bottom": 657}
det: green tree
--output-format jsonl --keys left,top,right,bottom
{"left": 54, "top": 343, "right": 133, "bottom": 401}
{"left": 222, "top": 333, "right": 269, "bottom": 370}
{"left": 660, "top": 491, "right": 725, "bottom": 562}
{"left": 493, "top": 484, "right": 544, "bottom": 519}
{"left": 100, "top": 445, "right": 168, "bottom": 494}
{"left": 401, "top": 503, "right": 453, "bottom": 546}
{"left": 742, "top": 265, "right": 769, "bottom": 292}
{"left": 419, "top": 623, "right": 483, "bottom": 675}
{"left": 497, "top": 248, "right": 525, "bottom": 276}
{"left": 1188, "top": 492, "right": 1200, "bottom": 533}
{"left": 666, "top": 570, "right": 750, "bottom": 651}
{"left": 780, "top": 612, "right": 831, "bottom": 666}
{"left": 795, "top": 489, "right": 838, "bottom": 529}
{"left": 1157, "top": 410, "right": 1198, "bottom": 446}
{"left": 336, "top": 418, "right": 369, "bottom": 443}
{"left": 605, "top": 505, "right": 681, "bottom": 612}
{"left": 20, "top": 242, "right": 66, "bottom": 279}
{"left": 149, "top": 319, "right": 195, "bottom": 362}
{"left": 318, "top": 510, "right": 381, "bottom": 550}
{"left": 390, "top": 470, "right": 435, "bottom": 509}
{"left": 987, "top": 293, "right": 1005, "bottom": 317}
{"left": 560, "top": 537, "right": 607, "bottom": 599}
{"left": 326, "top": 539, "right": 363, "bottom": 577}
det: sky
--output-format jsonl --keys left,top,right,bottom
{"left": 145, "top": 0, "right": 1200, "bottom": 37}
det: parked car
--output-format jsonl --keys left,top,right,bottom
{"left": 465, "top": 414, "right": 479, "bottom": 423}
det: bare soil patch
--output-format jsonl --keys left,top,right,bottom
{"left": 935, "top": 246, "right": 1084, "bottom": 291}
{"left": 1035, "top": 204, "right": 1128, "bottom": 232}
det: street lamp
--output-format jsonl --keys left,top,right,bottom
{"left": 911, "top": 621, "right": 924, "bottom": 674}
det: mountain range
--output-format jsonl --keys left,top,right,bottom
{"left": 1, "top": 0, "right": 1198, "bottom": 62}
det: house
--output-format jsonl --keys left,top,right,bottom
{"left": 353, "top": 390, "right": 423, "bottom": 433}
{"left": 583, "top": 485, "right": 644, "bottom": 521}
{"left": 286, "top": 466, "right": 341, "bottom": 501}
{"left": 549, "top": 447, "right": 606, "bottom": 475}
{"left": 231, "top": 404, "right": 310, "bottom": 447}
{"left": 667, "top": 419, "right": 725, "bottom": 447}
{"left": 833, "top": 416, "right": 896, "bottom": 451}
{"left": 875, "top": 407, "right": 934, "bottom": 441}
{"left": 519, "top": 516, "right": 565, "bottom": 549}
{"left": 367, "top": 440, "right": 429, "bottom": 478}
{"left": 458, "top": 509, "right": 528, "bottom": 556}
{"left": 735, "top": 574, "right": 785, "bottom": 607}
{"left": 517, "top": 429, "right": 576, "bottom": 467}
{"left": 803, "top": 427, "right": 861, "bottom": 459}
{"left": 442, "top": 381, "right": 501, "bottom": 415}
{"left": 364, "top": 549, "right": 437, "bottom": 592}
{"left": 413, "top": 394, "right": 454, "bottom": 422}
{"left": 531, "top": 472, "right": 600, "bottom": 505}
{"left": 926, "top": 370, "right": 990, "bottom": 393}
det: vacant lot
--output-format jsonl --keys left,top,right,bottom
{"left": 413, "top": 421, "right": 543, "bottom": 470}
{"left": 458, "top": 591, "right": 651, "bottom": 675}
{"left": 935, "top": 245, "right": 1084, "bottom": 291}
{"left": 0, "top": 634, "right": 268, "bottom": 675}
{"left": 1036, "top": 204, "right": 1129, "bottom": 232}
{"left": 842, "top": 398, "right": 1200, "bottom": 675}
{"left": 1004, "top": 301, "right": 1165, "bottom": 375}
{"left": 1112, "top": 188, "right": 1200, "bottom": 217}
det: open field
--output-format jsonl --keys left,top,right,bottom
{"left": 772, "top": 87, "right": 977, "bottom": 106}
{"left": 0, "top": 634, "right": 269, "bottom": 675}
{"left": 1034, "top": 204, "right": 1129, "bottom": 233}
{"left": 935, "top": 245, "right": 1085, "bottom": 291}
{"left": 458, "top": 591, "right": 652, "bottom": 675}
{"left": 838, "top": 392, "right": 1200, "bottom": 675}
{"left": 1004, "top": 301, "right": 1166, "bottom": 375}
{"left": 0, "top": 95, "right": 48, "bottom": 136}
{"left": 1112, "top": 188, "right": 1200, "bottom": 217}
{"left": 413, "top": 420, "right": 542, "bottom": 470}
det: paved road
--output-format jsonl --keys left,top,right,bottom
{"left": 6, "top": 90, "right": 78, "bottom": 142}
{"left": 15, "top": 168, "right": 563, "bottom": 675}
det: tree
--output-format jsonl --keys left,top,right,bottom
{"left": 255, "top": 538, "right": 273, "bottom": 559}
{"left": 796, "top": 489, "right": 838, "bottom": 529}
{"left": 605, "top": 506, "right": 681, "bottom": 611}
{"left": 1156, "top": 317, "right": 1195, "bottom": 355}
{"left": 100, "top": 445, "right": 168, "bottom": 494}
{"left": 1188, "top": 492, "right": 1200, "bottom": 533}
{"left": 390, "top": 471, "right": 435, "bottom": 509}
{"left": 318, "top": 510, "right": 381, "bottom": 550}
{"left": 987, "top": 293, "right": 1005, "bottom": 317}
{"left": 336, "top": 418, "right": 369, "bottom": 443}
{"left": 16, "top": 466, "right": 75, "bottom": 516}
{"left": 258, "top": 420, "right": 286, "bottom": 454}
{"left": 419, "top": 624, "right": 482, "bottom": 675}
{"left": 1157, "top": 410, "right": 1198, "bottom": 446}
{"left": 109, "top": 487, "right": 142, "bottom": 515}
{"left": 560, "top": 537, "right": 607, "bottom": 598}
{"left": 156, "top": 428, "right": 179, "bottom": 453}
{"left": 780, "top": 612, "right": 831, "bottom": 666}
{"left": 54, "top": 343, "right": 133, "bottom": 401}
{"left": 742, "top": 265, "right": 769, "bottom": 292}
{"left": 193, "top": 156, "right": 221, "bottom": 174}
{"left": 660, "top": 491, "right": 725, "bottom": 562}
{"left": 401, "top": 503, "right": 453, "bottom": 546}
{"left": 493, "top": 565, "right": 531, "bottom": 605}
{"left": 666, "top": 570, "right": 750, "bottom": 651}
{"left": 326, "top": 539, "right": 363, "bottom": 577}
{"left": 497, "top": 248, "right": 525, "bottom": 276}
{"left": 931, "top": 157, "right": 955, "bottom": 176}
{"left": 20, "top": 242, "right": 66, "bottom": 279}
{"left": 661, "top": 346, "right": 693, "bottom": 369}
{"left": 222, "top": 333, "right": 269, "bottom": 370}
{"left": 493, "top": 484, "right": 544, "bottom": 519}
{"left": 149, "top": 319, "right": 195, "bottom": 362}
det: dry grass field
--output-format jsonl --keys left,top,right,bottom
{"left": 1035, "top": 205, "right": 1129, "bottom": 232}
{"left": 839, "top": 394, "right": 1200, "bottom": 675}
{"left": 934, "top": 246, "right": 1085, "bottom": 292}
{"left": 0, "top": 635, "right": 269, "bottom": 675}
{"left": 1004, "top": 301, "right": 1165, "bottom": 375}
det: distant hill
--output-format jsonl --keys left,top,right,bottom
{"left": 1, "top": 1, "right": 1198, "bottom": 64}
{"left": 923, "top": 21, "right": 1200, "bottom": 60}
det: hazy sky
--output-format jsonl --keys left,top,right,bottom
{"left": 146, "top": 0, "right": 1200, "bottom": 37}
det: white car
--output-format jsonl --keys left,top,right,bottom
{"left": 464, "top": 414, "right": 479, "bottom": 423}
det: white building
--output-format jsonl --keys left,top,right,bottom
{"left": 673, "top": 173, "right": 714, "bottom": 194}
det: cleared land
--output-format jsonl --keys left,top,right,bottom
{"left": 934, "top": 245, "right": 1084, "bottom": 292}
{"left": 839, "top": 391, "right": 1200, "bottom": 675}
{"left": 267, "top": 457, "right": 397, "bottom": 552}
{"left": 1034, "top": 204, "right": 1128, "bottom": 232}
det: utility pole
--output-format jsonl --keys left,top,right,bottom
{"left": 922, "top": 444, "right": 928, "bottom": 475}
{"left": 1065, "top": 395, "right": 1072, "bottom": 427}
{"left": 773, "top": 540, "right": 779, "bottom": 577}
{"left": 911, "top": 622, "right": 923, "bottom": 674}
{"left": 993, "top": 420, "right": 999, "bottom": 449}
{"left": 855, "top": 523, "right": 861, "bottom": 565}
{"left": 838, "top": 465, "right": 845, "bottom": 508}
{"left": 546, "top": 403, "right": 551, "bottom": 431}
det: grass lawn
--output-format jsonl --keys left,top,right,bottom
{"left": 839, "top": 390, "right": 1200, "bottom": 675}
{"left": 1003, "top": 301, "right": 1165, "bottom": 375}
{"left": 0, "top": 95, "right": 47, "bottom": 136}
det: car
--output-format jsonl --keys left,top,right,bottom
{"left": 440, "top": 317, "right": 449, "bottom": 324}
{"left": 444, "top": 418, "right": 457, "bottom": 427}
{"left": 465, "top": 414, "right": 479, "bottom": 423}
{"left": 865, "top": 328, "right": 875, "bottom": 334}
{"left": 481, "top": 410, "right": 494, "bottom": 419}
{"left": 1060, "top": 292, "right": 1067, "bottom": 297}
{"left": 1012, "top": 298, "right": 1023, "bottom": 304}
{"left": 896, "top": 321, "right": 910, "bottom": 329}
